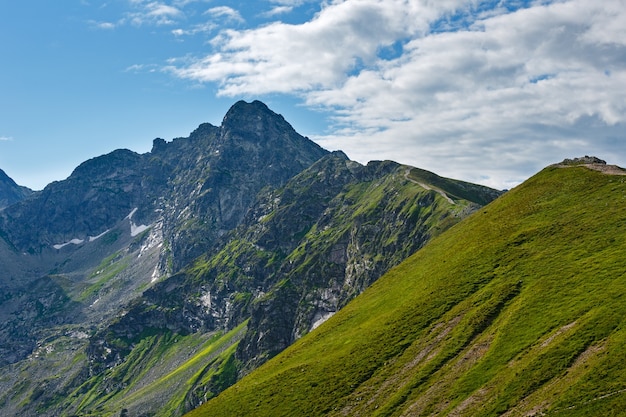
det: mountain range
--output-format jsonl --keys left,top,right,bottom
{"left": 0, "top": 100, "right": 502, "bottom": 416}
{"left": 3, "top": 100, "right": 624, "bottom": 416}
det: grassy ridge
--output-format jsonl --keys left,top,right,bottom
{"left": 187, "top": 165, "right": 626, "bottom": 416}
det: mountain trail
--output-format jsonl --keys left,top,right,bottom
{"left": 582, "top": 163, "right": 626, "bottom": 175}
{"left": 404, "top": 169, "right": 455, "bottom": 204}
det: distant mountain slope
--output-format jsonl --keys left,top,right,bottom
{"left": 0, "top": 101, "right": 502, "bottom": 417}
{"left": 0, "top": 168, "right": 32, "bottom": 210}
{"left": 50, "top": 153, "right": 498, "bottom": 417}
{"left": 189, "top": 161, "right": 626, "bottom": 417}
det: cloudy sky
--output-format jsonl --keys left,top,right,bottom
{"left": 1, "top": 0, "right": 624, "bottom": 190}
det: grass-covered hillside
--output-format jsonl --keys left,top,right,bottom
{"left": 187, "top": 163, "right": 626, "bottom": 416}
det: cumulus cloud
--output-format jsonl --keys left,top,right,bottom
{"left": 165, "top": 0, "right": 626, "bottom": 188}
{"left": 168, "top": 0, "right": 448, "bottom": 93}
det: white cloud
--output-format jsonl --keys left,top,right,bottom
{"left": 173, "top": 0, "right": 210, "bottom": 6}
{"left": 170, "top": 5, "right": 242, "bottom": 37}
{"left": 0, "top": 136, "right": 13, "bottom": 141}
{"left": 204, "top": 6, "right": 244, "bottom": 23}
{"left": 88, "top": 20, "right": 116, "bottom": 29}
{"left": 165, "top": 0, "right": 626, "bottom": 189}
{"left": 169, "top": 0, "right": 451, "bottom": 93}
{"left": 172, "top": 21, "right": 217, "bottom": 36}
{"left": 261, "top": 6, "right": 294, "bottom": 17}
{"left": 125, "top": 63, "right": 159, "bottom": 73}
{"left": 124, "top": 1, "right": 183, "bottom": 26}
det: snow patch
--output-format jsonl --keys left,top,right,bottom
{"left": 127, "top": 207, "right": 151, "bottom": 237}
{"left": 131, "top": 223, "right": 150, "bottom": 237}
{"left": 53, "top": 229, "right": 110, "bottom": 249}
{"left": 53, "top": 238, "right": 84, "bottom": 250}
{"left": 126, "top": 208, "right": 138, "bottom": 220}
{"left": 89, "top": 229, "right": 110, "bottom": 242}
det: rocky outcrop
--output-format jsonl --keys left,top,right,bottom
{"left": 558, "top": 156, "right": 606, "bottom": 165}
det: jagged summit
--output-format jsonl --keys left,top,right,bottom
{"left": 222, "top": 99, "right": 273, "bottom": 123}
{"left": 221, "top": 100, "right": 296, "bottom": 139}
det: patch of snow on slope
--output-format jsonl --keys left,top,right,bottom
{"left": 131, "top": 223, "right": 150, "bottom": 237}
{"left": 53, "top": 238, "right": 84, "bottom": 250}
{"left": 126, "top": 208, "right": 138, "bottom": 220}
{"left": 89, "top": 229, "right": 110, "bottom": 242}
{"left": 127, "top": 207, "right": 151, "bottom": 237}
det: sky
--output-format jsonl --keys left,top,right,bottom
{"left": 1, "top": 0, "right": 625, "bottom": 191}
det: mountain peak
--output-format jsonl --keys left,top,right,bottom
{"left": 221, "top": 100, "right": 291, "bottom": 137}
{"left": 225, "top": 99, "right": 271, "bottom": 116}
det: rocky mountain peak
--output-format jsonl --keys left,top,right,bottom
{"left": 221, "top": 100, "right": 295, "bottom": 141}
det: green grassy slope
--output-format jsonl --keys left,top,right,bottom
{"left": 58, "top": 322, "right": 247, "bottom": 417}
{"left": 187, "top": 165, "right": 626, "bottom": 416}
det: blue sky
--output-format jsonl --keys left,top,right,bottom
{"left": 1, "top": 0, "right": 625, "bottom": 190}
